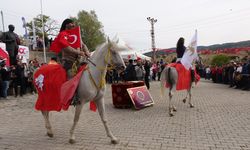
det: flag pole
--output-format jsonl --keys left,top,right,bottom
{"left": 0, "top": 11, "right": 5, "bottom": 32}
{"left": 40, "top": 0, "right": 47, "bottom": 63}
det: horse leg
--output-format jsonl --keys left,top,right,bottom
{"left": 182, "top": 92, "right": 188, "bottom": 103}
{"left": 95, "top": 98, "right": 119, "bottom": 144}
{"left": 41, "top": 111, "right": 53, "bottom": 137}
{"left": 188, "top": 89, "right": 194, "bottom": 108}
{"left": 168, "top": 88, "right": 174, "bottom": 117}
{"left": 69, "top": 104, "right": 83, "bottom": 144}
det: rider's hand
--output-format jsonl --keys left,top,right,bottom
{"left": 85, "top": 51, "right": 91, "bottom": 58}
{"left": 78, "top": 51, "right": 85, "bottom": 57}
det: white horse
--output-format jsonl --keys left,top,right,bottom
{"left": 160, "top": 66, "right": 194, "bottom": 117}
{"left": 41, "top": 39, "right": 126, "bottom": 144}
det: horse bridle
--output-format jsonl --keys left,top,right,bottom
{"left": 87, "top": 45, "right": 116, "bottom": 90}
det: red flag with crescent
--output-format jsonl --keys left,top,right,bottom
{"left": 50, "top": 26, "right": 81, "bottom": 54}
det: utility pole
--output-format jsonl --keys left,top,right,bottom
{"left": 1, "top": 10, "right": 5, "bottom": 32}
{"left": 147, "top": 17, "right": 157, "bottom": 62}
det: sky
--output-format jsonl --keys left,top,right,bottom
{"left": 1, "top": 0, "right": 250, "bottom": 52}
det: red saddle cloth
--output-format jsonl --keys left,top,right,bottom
{"left": 60, "top": 65, "right": 87, "bottom": 110}
{"left": 34, "top": 64, "right": 67, "bottom": 111}
{"left": 165, "top": 63, "right": 200, "bottom": 91}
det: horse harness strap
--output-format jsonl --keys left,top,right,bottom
{"left": 87, "top": 47, "right": 116, "bottom": 90}
{"left": 87, "top": 67, "right": 100, "bottom": 90}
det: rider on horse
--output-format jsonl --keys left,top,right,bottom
{"left": 58, "top": 18, "right": 90, "bottom": 79}
{"left": 176, "top": 37, "right": 195, "bottom": 82}
{"left": 50, "top": 18, "right": 91, "bottom": 105}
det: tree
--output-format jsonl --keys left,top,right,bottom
{"left": 26, "top": 14, "right": 59, "bottom": 38}
{"left": 211, "top": 54, "right": 230, "bottom": 66}
{"left": 72, "top": 10, "right": 106, "bottom": 51}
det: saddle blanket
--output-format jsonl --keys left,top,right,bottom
{"left": 165, "top": 63, "right": 200, "bottom": 90}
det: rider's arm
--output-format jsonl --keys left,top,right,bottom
{"left": 81, "top": 42, "right": 90, "bottom": 57}
{"left": 62, "top": 46, "right": 85, "bottom": 56}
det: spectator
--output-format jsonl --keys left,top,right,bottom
{"left": 0, "top": 60, "right": 10, "bottom": 99}
{"left": 144, "top": 60, "right": 151, "bottom": 89}
{"left": 124, "top": 59, "right": 137, "bottom": 81}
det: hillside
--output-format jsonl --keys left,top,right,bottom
{"left": 145, "top": 40, "right": 250, "bottom": 56}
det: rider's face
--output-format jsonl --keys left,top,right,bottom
{"left": 66, "top": 22, "right": 75, "bottom": 30}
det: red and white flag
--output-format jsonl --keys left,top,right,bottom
{"left": 0, "top": 42, "right": 10, "bottom": 66}
{"left": 50, "top": 26, "right": 81, "bottom": 54}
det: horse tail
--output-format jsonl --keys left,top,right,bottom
{"left": 167, "top": 67, "right": 172, "bottom": 85}
{"left": 160, "top": 67, "right": 170, "bottom": 97}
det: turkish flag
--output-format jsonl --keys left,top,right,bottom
{"left": 50, "top": 26, "right": 81, "bottom": 54}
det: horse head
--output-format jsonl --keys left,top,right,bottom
{"left": 106, "top": 37, "right": 126, "bottom": 70}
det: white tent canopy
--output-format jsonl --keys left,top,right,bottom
{"left": 113, "top": 35, "right": 152, "bottom": 61}
{"left": 120, "top": 50, "right": 151, "bottom": 61}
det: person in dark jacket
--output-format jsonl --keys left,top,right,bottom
{"left": 176, "top": 37, "right": 186, "bottom": 62}
{"left": 144, "top": 60, "right": 151, "bottom": 89}
{"left": 0, "top": 61, "right": 10, "bottom": 99}
{"left": 124, "top": 59, "right": 137, "bottom": 81}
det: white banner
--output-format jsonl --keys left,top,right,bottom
{"left": 18, "top": 45, "right": 29, "bottom": 59}
{"left": 0, "top": 42, "right": 6, "bottom": 51}
{"left": 181, "top": 30, "right": 198, "bottom": 70}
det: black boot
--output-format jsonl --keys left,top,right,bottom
{"left": 70, "top": 93, "right": 81, "bottom": 106}
{"left": 191, "top": 69, "right": 195, "bottom": 82}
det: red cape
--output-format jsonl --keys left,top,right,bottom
{"left": 34, "top": 64, "right": 96, "bottom": 112}
{"left": 165, "top": 63, "right": 200, "bottom": 90}
{"left": 60, "top": 65, "right": 87, "bottom": 110}
{"left": 34, "top": 64, "right": 67, "bottom": 111}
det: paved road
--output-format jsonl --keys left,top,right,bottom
{"left": 0, "top": 80, "right": 250, "bottom": 150}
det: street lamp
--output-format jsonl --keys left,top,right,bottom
{"left": 147, "top": 17, "right": 157, "bottom": 62}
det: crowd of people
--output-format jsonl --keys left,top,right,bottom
{"left": 106, "top": 59, "right": 166, "bottom": 89}
{"left": 202, "top": 57, "right": 250, "bottom": 91}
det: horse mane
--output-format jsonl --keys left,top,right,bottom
{"left": 91, "top": 42, "right": 108, "bottom": 58}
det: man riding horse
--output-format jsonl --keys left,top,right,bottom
{"left": 51, "top": 18, "right": 91, "bottom": 105}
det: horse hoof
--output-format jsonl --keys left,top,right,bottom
{"left": 47, "top": 133, "right": 54, "bottom": 138}
{"left": 69, "top": 139, "right": 76, "bottom": 144}
{"left": 173, "top": 107, "right": 177, "bottom": 112}
{"left": 169, "top": 113, "right": 174, "bottom": 117}
{"left": 190, "top": 104, "right": 194, "bottom": 108}
{"left": 111, "top": 139, "right": 119, "bottom": 144}
{"left": 183, "top": 99, "right": 186, "bottom": 103}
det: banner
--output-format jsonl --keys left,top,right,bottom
{"left": 127, "top": 86, "right": 154, "bottom": 109}
{"left": 18, "top": 45, "right": 29, "bottom": 61}
{"left": 181, "top": 30, "right": 198, "bottom": 70}
{"left": 0, "top": 42, "right": 10, "bottom": 66}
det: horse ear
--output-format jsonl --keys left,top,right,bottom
{"left": 116, "top": 38, "right": 119, "bottom": 44}
{"left": 107, "top": 37, "right": 111, "bottom": 43}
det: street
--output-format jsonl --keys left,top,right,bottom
{"left": 0, "top": 79, "right": 250, "bottom": 150}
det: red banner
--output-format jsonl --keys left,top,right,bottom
{"left": 127, "top": 86, "right": 154, "bottom": 109}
